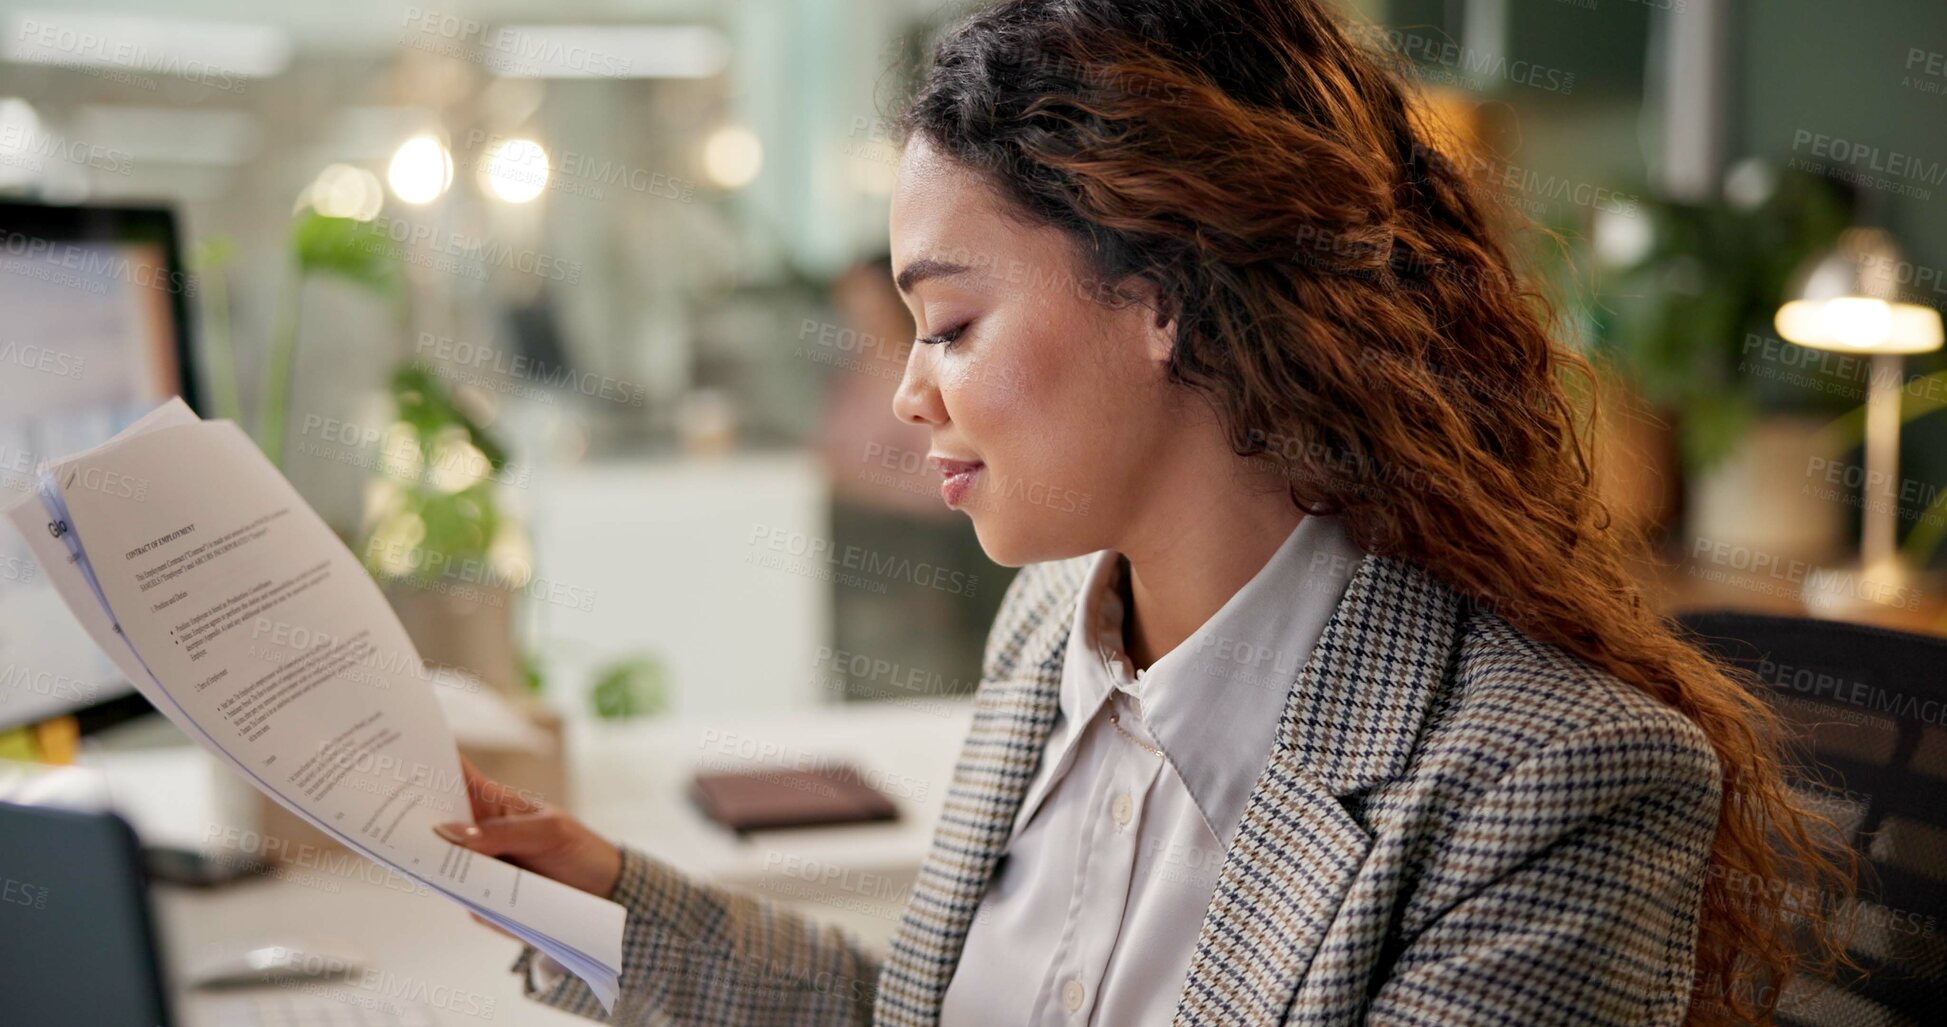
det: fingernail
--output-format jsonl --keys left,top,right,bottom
{"left": 435, "top": 822, "right": 481, "bottom": 844}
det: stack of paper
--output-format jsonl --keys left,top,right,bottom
{"left": 4, "top": 399, "right": 622, "bottom": 1009}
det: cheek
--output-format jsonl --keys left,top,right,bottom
{"left": 938, "top": 315, "right": 1137, "bottom": 486}
{"left": 936, "top": 323, "right": 1041, "bottom": 433}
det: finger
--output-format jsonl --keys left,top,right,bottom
{"left": 436, "top": 812, "right": 568, "bottom": 860}
{"left": 459, "top": 757, "right": 497, "bottom": 821}
{"left": 460, "top": 756, "right": 541, "bottom": 818}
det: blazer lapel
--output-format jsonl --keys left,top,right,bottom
{"left": 875, "top": 562, "right": 1081, "bottom": 1026}
{"left": 1173, "top": 554, "right": 1463, "bottom": 1027}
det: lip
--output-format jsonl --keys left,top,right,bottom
{"left": 929, "top": 455, "right": 984, "bottom": 508}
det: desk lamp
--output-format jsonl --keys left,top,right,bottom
{"left": 1775, "top": 227, "right": 1944, "bottom": 614}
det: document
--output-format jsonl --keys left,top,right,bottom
{"left": 4, "top": 398, "right": 623, "bottom": 1010}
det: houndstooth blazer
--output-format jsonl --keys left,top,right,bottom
{"left": 513, "top": 549, "right": 1724, "bottom": 1025}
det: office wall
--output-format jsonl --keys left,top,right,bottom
{"left": 1734, "top": 0, "right": 1947, "bottom": 559}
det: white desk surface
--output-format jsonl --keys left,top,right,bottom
{"left": 141, "top": 697, "right": 974, "bottom": 1025}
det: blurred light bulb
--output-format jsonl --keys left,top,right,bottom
{"left": 387, "top": 134, "right": 453, "bottom": 204}
{"left": 378, "top": 421, "right": 424, "bottom": 481}
{"left": 1591, "top": 206, "right": 1653, "bottom": 268}
{"left": 488, "top": 525, "right": 534, "bottom": 588}
{"left": 480, "top": 137, "right": 549, "bottom": 203}
{"left": 426, "top": 427, "right": 491, "bottom": 493}
{"left": 308, "top": 163, "right": 384, "bottom": 220}
{"left": 366, "top": 511, "right": 427, "bottom": 579}
{"left": 703, "top": 125, "right": 762, "bottom": 189}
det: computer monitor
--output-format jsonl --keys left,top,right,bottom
{"left": 0, "top": 200, "right": 198, "bottom": 732}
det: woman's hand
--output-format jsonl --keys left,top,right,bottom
{"left": 434, "top": 757, "right": 624, "bottom": 900}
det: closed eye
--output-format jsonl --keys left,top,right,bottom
{"left": 916, "top": 324, "right": 968, "bottom": 350}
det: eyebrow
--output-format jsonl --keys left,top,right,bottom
{"left": 894, "top": 258, "right": 974, "bottom": 293}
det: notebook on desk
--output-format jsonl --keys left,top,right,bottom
{"left": 689, "top": 762, "right": 899, "bottom": 833}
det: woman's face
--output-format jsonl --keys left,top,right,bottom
{"left": 889, "top": 134, "right": 1191, "bottom": 567}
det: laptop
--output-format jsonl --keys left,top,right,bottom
{"left": 0, "top": 801, "right": 176, "bottom": 1024}
{"left": 0, "top": 800, "right": 430, "bottom": 1026}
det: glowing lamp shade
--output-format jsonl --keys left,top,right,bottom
{"left": 1773, "top": 227, "right": 1944, "bottom": 356}
{"left": 480, "top": 137, "right": 549, "bottom": 203}
{"left": 1775, "top": 297, "right": 1943, "bottom": 354}
{"left": 387, "top": 134, "right": 454, "bottom": 205}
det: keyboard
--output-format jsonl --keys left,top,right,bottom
{"left": 199, "top": 990, "right": 436, "bottom": 1026}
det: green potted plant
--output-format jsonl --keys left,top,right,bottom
{"left": 1577, "top": 162, "right": 1856, "bottom": 559}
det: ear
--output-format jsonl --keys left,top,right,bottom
{"left": 1126, "top": 277, "right": 1177, "bottom": 366}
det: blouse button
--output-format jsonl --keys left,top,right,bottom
{"left": 1111, "top": 793, "right": 1134, "bottom": 826}
{"left": 1062, "top": 978, "right": 1085, "bottom": 1012}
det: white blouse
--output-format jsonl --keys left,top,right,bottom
{"left": 938, "top": 514, "right": 1365, "bottom": 1026}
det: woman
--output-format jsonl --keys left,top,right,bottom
{"left": 443, "top": 1, "right": 1854, "bottom": 1023}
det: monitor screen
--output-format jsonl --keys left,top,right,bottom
{"left": 0, "top": 202, "right": 195, "bottom": 731}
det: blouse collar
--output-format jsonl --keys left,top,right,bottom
{"left": 1020, "top": 514, "right": 1367, "bottom": 848}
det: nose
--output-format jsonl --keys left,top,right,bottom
{"left": 892, "top": 339, "right": 948, "bottom": 427}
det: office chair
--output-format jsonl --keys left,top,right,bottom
{"left": 1676, "top": 610, "right": 1947, "bottom": 1027}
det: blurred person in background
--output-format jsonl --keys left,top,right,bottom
{"left": 444, "top": 1, "right": 1857, "bottom": 1024}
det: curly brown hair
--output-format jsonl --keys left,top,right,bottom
{"left": 899, "top": 1, "right": 1859, "bottom": 1022}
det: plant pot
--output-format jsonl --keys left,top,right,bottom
{"left": 1683, "top": 414, "right": 1846, "bottom": 567}
{"left": 383, "top": 578, "right": 521, "bottom": 698}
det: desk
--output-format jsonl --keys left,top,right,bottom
{"left": 1636, "top": 555, "right": 1947, "bottom": 637}
{"left": 110, "top": 697, "right": 975, "bottom": 1025}
{"left": 153, "top": 866, "right": 581, "bottom": 1026}
{"left": 568, "top": 698, "right": 973, "bottom": 944}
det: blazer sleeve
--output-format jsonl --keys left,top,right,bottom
{"left": 509, "top": 846, "right": 881, "bottom": 1026}
{"left": 1364, "top": 709, "right": 1724, "bottom": 1027}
